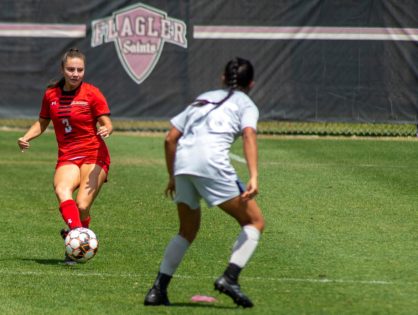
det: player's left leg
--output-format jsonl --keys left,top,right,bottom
{"left": 215, "top": 197, "right": 265, "bottom": 308}
{"left": 76, "top": 163, "right": 108, "bottom": 228}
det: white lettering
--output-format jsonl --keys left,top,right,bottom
{"left": 147, "top": 17, "right": 158, "bottom": 37}
{"left": 135, "top": 17, "right": 146, "bottom": 36}
{"left": 173, "top": 21, "right": 186, "bottom": 46}
{"left": 91, "top": 20, "right": 106, "bottom": 47}
{"left": 107, "top": 19, "right": 118, "bottom": 42}
{"left": 120, "top": 17, "right": 133, "bottom": 37}
{"left": 161, "top": 19, "right": 171, "bottom": 40}
{"left": 91, "top": 18, "right": 118, "bottom": 46}
{"left": 122, "top": 40, "right": 157, "bottom": 54}
{"left": 92, "top": 6, "right": 188, "bottom": 49}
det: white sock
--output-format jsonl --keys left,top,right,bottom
{"left": 229, "top": 225, "right": 260, "bottom": 268}
{"left": 160, "top": 234, "right": 190, "bottom": 275}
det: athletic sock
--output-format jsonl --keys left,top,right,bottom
{"left": 223, "top": 263, "right": 242, "bottom": 283}
{"left": 160, "top": 234, "right": 190, "bottom": 276}
{"left": 81, "top": 216, "right": 91, "bottom": 228}
{"left": 229, "top": 225, "right": 261, "bottom": 268}
{"left": 59, "top": 199, "right": 82, "bottom": 230}
{"left": 153, "top": 272, "right": 172, "bottom": 291}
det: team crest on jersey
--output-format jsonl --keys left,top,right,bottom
{"left": 91, "top": 3, "right": 187, "bottom": 84}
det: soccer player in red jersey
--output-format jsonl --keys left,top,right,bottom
{"left": 18, "top": 48, "right": 112, "bottom": 263}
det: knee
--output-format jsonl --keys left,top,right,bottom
{"left": 247, "top": 212, "right": 265, "bottom": 233}
{"left": 254, "top": 216, "right": 265, "bottom": 233}
{"left": 54, "top": 185, "right": 72, "bottom": 202}
{"left": 179, "top": 230, "right": 198, "bottom": 244}
{"left": 179, "top": 226, "right": 200, "bottom": 243}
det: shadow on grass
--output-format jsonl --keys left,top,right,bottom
{"left": 19, "top": 258, "right": 74, "bottom": 266}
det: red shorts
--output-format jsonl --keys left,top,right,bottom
{"left": 56, "top": 156, "right": 110, "bottom": 174}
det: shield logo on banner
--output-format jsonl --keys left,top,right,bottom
{"left": 113, "top": 5, "right": 165, "bottom": 84}
{"left": 91, "top": 3, "right": 187, "bottom": 84}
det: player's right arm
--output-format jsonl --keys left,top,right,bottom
{"left": 18, "top": 117, "right": 50, "bottom": 151}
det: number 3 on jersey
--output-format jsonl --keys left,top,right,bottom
{"left": 62, "top": 118, "right": 72, "bottom": 133}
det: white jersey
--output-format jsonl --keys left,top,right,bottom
{"left": 171, "top": 89, "right": 259, "bottom": 180}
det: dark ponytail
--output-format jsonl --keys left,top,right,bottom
{"left": 192, "top": 57, "right": 254, "bottom": 108}
{"left": 224, "top": 57, "right": 254, "bottom": 91}
{"left": 191, "top": 89, "right": 234, "bottom": 107}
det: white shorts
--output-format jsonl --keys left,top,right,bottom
{"left": 174, "top": 174, "right": 245, "bottom": 209}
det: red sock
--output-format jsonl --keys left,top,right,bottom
{"left": 59, "top": 199, "right": 82, "bottom": 229}
{"left": 81, "top": 216, "right": 91, "bottom": 228}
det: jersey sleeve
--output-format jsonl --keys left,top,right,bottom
{"left": 91, "top": 87, "right": 110, "bottom": 117}
{"left": 240, "top": 98, "right": 259, "bottom": 131}
{"left": 39, "top": 92, "right": 51, "bottom": 119}
{"left": 170, "top": 107, "right": 189, "bottom": 133}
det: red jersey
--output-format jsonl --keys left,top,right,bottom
{"left": 39, "top": 82, "right": 111, "bottom": 164}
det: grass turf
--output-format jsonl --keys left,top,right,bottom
{"left": 1, "top": 130, "right": 418, "bottom": 314}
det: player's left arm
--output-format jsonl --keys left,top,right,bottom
{"left": 92, "top": 86, "right": 112, "bottom": 138}
{"left": 97, "top": 115, "right": 113, "bottom": 138}
{"left": 164, "top": 126, "right": 182, "bottom": 199}
{"left": 242, "top": 127, "right": 259, "bottom": 200}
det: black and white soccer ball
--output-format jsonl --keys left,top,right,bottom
{"left": 64, "top": 228, "right": 99, "bottom": 263}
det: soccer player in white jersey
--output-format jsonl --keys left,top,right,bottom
{"left": 144, "top": 57, "right": 265, "bottom": 308}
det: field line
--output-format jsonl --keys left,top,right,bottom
{"left": 0, "top": 269, "right": 415, "bottom": 286}
{"left": 229, "top": 153, "right": 246, "bottom": 164}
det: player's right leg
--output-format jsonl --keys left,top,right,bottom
{"left": 54, "top": 163, "right": 82, "bottom": 230}
{"left": 144, "top": 202, "right": 201, "bottom": 306}
{"left": 145, "top": 175, "right": 201, "bottom": 306}
{"left": 54, "top": 163, "right": 82, "bottom": 265}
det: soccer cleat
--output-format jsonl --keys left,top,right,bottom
{"left": 214, "top": 276, "right": 254, "bottom": 308}
{"left": 144, "top": 286, "right": 170, "bottom": 306}
{"left": 61, "top": 229, "right": 77, "bottom": 265}
{"left": 63, "top": 252, "right": 77, "bottom": 265}
{"left": 60, "top": 228, "right": 69, "bottom": 240}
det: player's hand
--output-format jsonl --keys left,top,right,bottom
{"left": 97, "top": 126, "right": 110, "bottom": 138}
{"left": 17, "top": 137, "right": 30, "bottom": 152}
{"left": 165, "top": 177, "right": 176, "bottom": 199}
{"left": 241, "top": 177, "right": 258, "bottom": 201}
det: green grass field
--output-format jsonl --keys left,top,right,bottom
{"left": 1, "top": 130, "right": 418, "bottom": 314}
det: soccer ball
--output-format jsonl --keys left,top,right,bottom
{"left": 64, "top": 228, "right": 99, "bottom": 263}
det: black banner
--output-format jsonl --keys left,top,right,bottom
{"left": 0, "top": 0, "right": 417, "bottom": 123}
